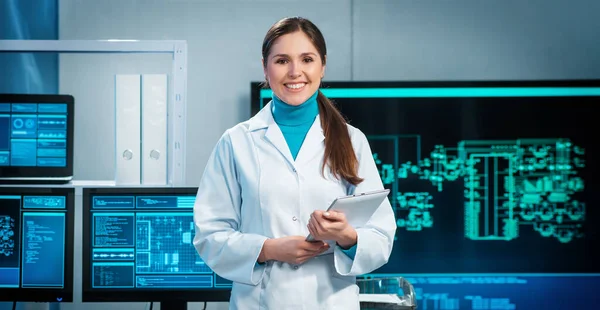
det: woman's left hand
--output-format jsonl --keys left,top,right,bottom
{"left": 307, "top": 210, "right": 357, "bottom": 249}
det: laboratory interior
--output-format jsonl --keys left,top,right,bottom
{"left": 0, "top": 0, "right": 599, "bottom": 309}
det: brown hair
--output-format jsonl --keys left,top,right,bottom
{"left": 261, "top": 17, "right": 363, "bottom": 186}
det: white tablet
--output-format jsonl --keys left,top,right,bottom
{"left": 306, "top": 189, "right": 390, "bottom": 242}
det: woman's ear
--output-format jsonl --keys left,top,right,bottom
{"left": 262, "top": 58, "right": 270, "bottom": 82}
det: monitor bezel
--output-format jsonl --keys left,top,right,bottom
{"left": 250, "top": 79, "right": 600, "bottom": 116}
{"left": 81, "top": 187, "right": 231, "bottom": 303}
{"left": 0, "top": 94, "right": 75, "bottom": 182}
{"left": 0, "top": 187, "right": 75, "bottom": 302}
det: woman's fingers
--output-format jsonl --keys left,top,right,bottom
{"left": 310, "top": 213, "right": 327, "bottom": 233}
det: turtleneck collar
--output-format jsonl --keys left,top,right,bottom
{"left": 271, "top": 90, "right": 319, "bottom": 126}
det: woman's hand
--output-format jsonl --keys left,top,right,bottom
{"left": 307, "top": 210, "right": 358, "bottom": 249}
{"left": 258, "top": 236, "right": 329, "bottom": 265}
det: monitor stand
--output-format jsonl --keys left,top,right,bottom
{"left": 161, "top": 301, "right": 187, "bottom": 310}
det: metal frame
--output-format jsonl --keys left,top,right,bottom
{"left": 0, "top": 40, "right": 187, "bottom": 186}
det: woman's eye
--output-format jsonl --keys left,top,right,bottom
{"left": 303, "top": 58, "right": 313, "bottom": 63}
{"left": 275, "top": 59, "right": 288, "bottom": 64}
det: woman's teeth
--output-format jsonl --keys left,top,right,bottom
{"left": 285, "top": 83, "right": 306, "bottom": 89}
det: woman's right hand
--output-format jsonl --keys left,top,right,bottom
{"left": 258, "top": 236, "right": 329, "bottom": 265}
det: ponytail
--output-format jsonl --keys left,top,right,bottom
{"left": 317, "top": 91, "right": 364, "bottom": 186}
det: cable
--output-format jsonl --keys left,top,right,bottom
{"left": 12, "top": 301, "right": 16, "bottom": 310}
{"left": 149, "top": 301, "right": 154, "bottom": 310}
{"left": 202, "top": 302, "right": 207, "bottom": 310}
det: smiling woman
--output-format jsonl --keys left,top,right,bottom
{"left": 261, "top": 17, "right": 364, "bottom": 185}
{"left": 193, "top": 16, "right": 397, "bottom": 310}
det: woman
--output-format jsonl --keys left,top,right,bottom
{"left": 193, "top": 16, "right": 396, "bottom": 310}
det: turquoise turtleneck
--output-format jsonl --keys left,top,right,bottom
{"left": 271, "top": 90, "right": 319, "bottom": 160}
{"left": 270, "top": 90, "right": 357, "bottom": 260}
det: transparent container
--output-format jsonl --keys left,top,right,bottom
{"left": 357, "top": 277, "right": 417, "bottom": 310}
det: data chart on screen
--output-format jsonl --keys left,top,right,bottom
{"left": 0, "top": 103, "right": 69, "bottom": 167}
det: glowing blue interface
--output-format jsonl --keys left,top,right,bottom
{"left": 0, "top": 103, "right": 68, "bottom": 167}
{"left": 0, "top": 195, "right": 67, "bottom": 289}
{"left": 257, "top": 86, "right": 600, "bottom": 309}
{"left": 88, "top": 194, "right": 231, "bottom": 290}
{"left": 361, "top": 274, "right": 600, "bottom": 309}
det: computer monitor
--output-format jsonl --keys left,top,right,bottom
{"left": 0, "top": 94, "right": 74, "bottom": 183}
{"left": 82, "top": 187, "right": 231, "bottom": 309}
{"left": 251, "top": 80, "right": 600, "bottom": 274}
{"left": 0, "top": 187, "right": 75, "bottom": 302}
{"left": 251, "top": 80, "right": 600, "bottom": 309}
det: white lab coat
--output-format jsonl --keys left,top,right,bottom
{"left": 193, "top": 102, "right": 397, "bottom": 310}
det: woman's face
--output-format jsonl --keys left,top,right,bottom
{"left": 264, "top": 31, "right": 325, "bottom": 106}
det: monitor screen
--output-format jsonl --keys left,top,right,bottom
{"left": 250, "top": 80, "right": 600, "bottom": 274}
{"left": 82, "top": 187, "right": 231, "bottom": 303}
{"left": 0, "top": 187, "right": 75, "bottom": 302}
{"left": 0, "top": 94, "right": 74, "bottom": 182}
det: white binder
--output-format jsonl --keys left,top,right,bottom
{"left": 141, "top": 74, "right": 168, "bottom": 185}
{"left": 115, "top": 74, "right": 141, "bottom": 185}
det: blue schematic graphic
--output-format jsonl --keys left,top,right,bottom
{"left": 135, "top": 213, "right": 211, "bottom": 274}
{"left": 370, "top": 136, "right": 585, "bottom": 244}
{"left": 0, "top": 215, "right": 16, "bottom": 258}
{"left": 89, "top": 194, "right": 230, "bottom": 290}
{"left": 319, "top": 94, "right": 599, "bottom": 275}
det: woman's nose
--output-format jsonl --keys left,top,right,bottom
{"left": 288, "top": 63, "right": 301, "bottom": 78}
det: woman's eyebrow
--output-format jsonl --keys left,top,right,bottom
{"left": 272, "top": 52, "right": 317, "bottom": 58}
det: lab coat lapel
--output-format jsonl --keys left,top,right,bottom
{"left": 264, "top": 123, "right": 296, "bottom": 168}
{"left": 295, "top": 116, "right": 325, "bottom": 166}
{"left": 250, "top": 102, "right": 296, "bottom": 168}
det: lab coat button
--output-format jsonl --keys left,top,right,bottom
{"left": 292, "top": 216, "right": 297, "bottom": 221}
{"left": 293, "top": 168, "right": 297, "bottom": 173}
{"left": 293, "top": 265, "right": 299, "bottom": 270}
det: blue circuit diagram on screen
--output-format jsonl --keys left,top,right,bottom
{"left": 0, "top": 215, "right": 16, "bottom": 257}
{"left": 135, "top": 213, "right": 211, "bottom": 274}
{"left": 90, "top": 195, "right": 229, "bottom": 289}
{"left": 371, "top": 135, "right": 586, "bottom": 243}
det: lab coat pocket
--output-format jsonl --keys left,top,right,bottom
{"left": 327, "top": 255, "right": 356, "bottom": 285}
{"left": 329, "top": 267, "right": 360, "bottom": 308}
{"left": 260, "top": 261, "right": 274, "bottom": 289}
{"left": 258, "top": 261, "right": 274, "bottom": 309}
{"left": 331, "top": 269, "right": 356, "bottom": 284}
